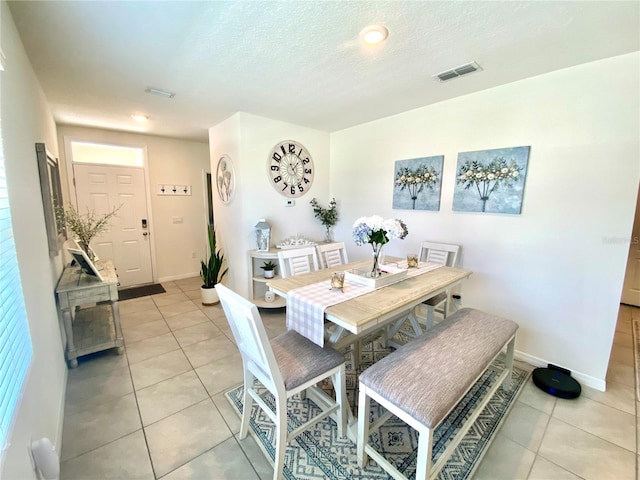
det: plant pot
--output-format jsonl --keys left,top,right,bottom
{"left": 263, "top": 269, "right": 275, "bottom": 279}
{"left": 201, "top": 286, "right": 219, "bottom": 305}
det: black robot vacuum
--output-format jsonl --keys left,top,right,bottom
{"left": 532, "top": 364, "right": 581, "bottom": 399}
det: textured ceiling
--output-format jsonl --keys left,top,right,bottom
{"left": 8, "top": 1, "right": 640, "bottom": 142}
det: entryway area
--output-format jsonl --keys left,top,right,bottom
{"left": 66, "top": 139, "right": 155, "bottom": 288}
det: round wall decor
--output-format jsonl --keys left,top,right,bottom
{"left": 266, "top": 140, "right": 314, "bottom": 198}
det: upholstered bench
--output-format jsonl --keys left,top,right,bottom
{"left": 357, "top": 307, "right": 518, "bottom": 480}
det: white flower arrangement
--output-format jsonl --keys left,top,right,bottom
{"left": 352, "top": 215, "right": 408, "bottom": 246}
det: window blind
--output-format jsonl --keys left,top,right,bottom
{"left": 0, "top": 140, "right": 33, "bottom": 451}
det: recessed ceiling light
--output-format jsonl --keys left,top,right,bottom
{"left": 359, "top": 25, "right": 389, "bottom": 45}
{"left": 131, "top": 114, "right": 149, "bottom": 122}
{"left": 145, "top": 87, "right": 175, "bottom": 99}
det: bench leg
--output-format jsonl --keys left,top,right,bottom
{"left": 357, "top": 387, "right": 371, "bottom": 468}
{"left": 415, "top": 425, "right": 434, "bottom": 480}
{"left": 502, "top": 336, "right": 515, "bottom": 391}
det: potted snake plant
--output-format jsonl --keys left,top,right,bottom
{"left": 200, "top": 224, "right": 228, "bottom": 305}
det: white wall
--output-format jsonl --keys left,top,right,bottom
{"left": 330, "top": 52, "right": 640, "bottom": 389}
{"left": 209, "top": 112, "right": 331, "bottom": 296}
{"left": 56, "top": 125, "right": 210, "bottom": 282}
{"left": 1, "top": 2, "right": 67, "bottom": 477}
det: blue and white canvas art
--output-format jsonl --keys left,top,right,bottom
{"left": 392, "top": 155, "right": 444, "bottom": 211}
{"left": 453, "top": 146, "right": 530, "bottom": 214}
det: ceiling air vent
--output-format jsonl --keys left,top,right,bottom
{"left": 433, "top": 61, "right": 482, "bottom": 82}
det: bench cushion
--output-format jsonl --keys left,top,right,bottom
{"left": 359, "top": 308, "right": 518, "bottom": 428}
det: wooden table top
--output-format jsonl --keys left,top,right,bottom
{"left": 267, "top": 258, "right": 472, "bottom": 334}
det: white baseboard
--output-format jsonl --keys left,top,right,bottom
{"left": 515, "top": 350, "right": 606, "bottom": 392}
{"left": 157, "top": 272, "right": 200, "bottom": 283}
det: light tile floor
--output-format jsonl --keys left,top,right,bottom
{"left": 59, "top": 278, "right": 640, "bottom": 479}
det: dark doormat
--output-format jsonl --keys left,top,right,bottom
{"left": 118, "top": 284, "right": 166, "bottom": 301}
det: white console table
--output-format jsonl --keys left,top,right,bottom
{"left": 56, "top": 259, "right": 123, "bottom": 368}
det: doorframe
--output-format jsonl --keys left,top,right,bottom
{"left": 620, "top": 183, "right": 640, "bottom": 306}
{"left": 62, "top": 135, "right": 159, "bottom": 283}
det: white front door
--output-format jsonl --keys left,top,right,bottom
{"left": 621, "top": 186, "right": 640, "bottom": 306}
{"left": 73, "top": 164, "right": 153, "bottom": 287}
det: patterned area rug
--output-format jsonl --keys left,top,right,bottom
{"left": 225, "top": 337, "right": 530, "bottom": 480}
{"left": 633, "top": 319, "right": 640, "bottom": 401}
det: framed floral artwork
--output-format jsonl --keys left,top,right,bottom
{"left": 453, "top": 146, "right": 530, "bottom": 214}
{"left": 216, "top": 154, "right": 235, "bottom": 205}
{"left": 392, "top": 155, "right": 444, "bottom": 210}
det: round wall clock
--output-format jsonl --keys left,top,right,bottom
{"left": 216, "top": 154, "right": 235, "bottom": 204}
{"left": 267, "top": 140, "right": 314, "bottom": 198}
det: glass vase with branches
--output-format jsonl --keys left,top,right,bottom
{"left": 310, "top": 197, "right": 339, "bottom": 243}
{"left": 57, "top": 204, "right": 121, "bottom": 259}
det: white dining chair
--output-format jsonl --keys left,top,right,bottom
{"left": 386, "top": 241, "right": 461, "bottom": 346}
{"left": 316, "top": 242, "right": 349, "bottom": 269}
{"left": 416, "top": 241, "right": 461, "bottom": 328}
{"left": 215, "top": 284, "right": 347, "bottom": 480}
{"left": 277, "top": 246, "right": 320, "bottom": 278}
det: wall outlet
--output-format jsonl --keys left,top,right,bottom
{"left": 285, "top": 199, "right": 295, "bottom": 207}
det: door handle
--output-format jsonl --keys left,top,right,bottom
{"left": 143, "top": 232, "right": 149, "bottom": 236}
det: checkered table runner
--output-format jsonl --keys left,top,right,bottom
{"left": 286, "top": 262, "right": 443, "bottom": 346}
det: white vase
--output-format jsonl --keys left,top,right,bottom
{"left": 201, "top": 286, "right": 219, "bottom": 305}
{"left": 263, "top": 269, "right": 275, "bottom": 279}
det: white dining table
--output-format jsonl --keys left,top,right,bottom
{"left": 267, "top": 257, "right": 473, "bottom": 441}
{"left": 267, "top": 257, "right": 472, "bottom": 349}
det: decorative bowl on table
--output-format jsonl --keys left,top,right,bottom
{"left": 276, "top": 236, "right": 317, "bottom": 249}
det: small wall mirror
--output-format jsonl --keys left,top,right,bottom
{"left": 36, "top": 142, "right": 66, "bottom": 256}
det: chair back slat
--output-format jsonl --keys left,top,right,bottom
{"left": 277, "top": 246, "right": 320, "bottom": 278}
{"left": 316, "top": 242, "right": 349, "bottom": 269}
{"left": 420, "top": 241, "right": 460, "bottom": 267}
{"left": 215, "top": 284, "right": 283, "bottom": 388}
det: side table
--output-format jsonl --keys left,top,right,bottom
{"left": 55, "top": 259, "right": 123, "bottom": 368}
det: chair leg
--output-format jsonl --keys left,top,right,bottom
{"left": 273, "top": 394, "right": 288, "bottom": 480}
{"left": 357, "top": 386, "right": 371, "bottom": 468}
{"left": 240, "top": 367, "right": 254, "bottom": 439}
{"left": 333, "top": 366, "right": 347, "bottom": 438}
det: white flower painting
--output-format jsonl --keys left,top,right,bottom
{"left": 453, "top": 146, "right": 530, "bottom": 214}
{"left": 392, "top": 156, "right": 444, "bottom": 211}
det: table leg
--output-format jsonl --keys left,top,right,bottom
{"left": 62, "top": 308, "right": 78, "bottom": 368}
{"left": 111, "top": 300, "right": 124, "bottom": 354}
